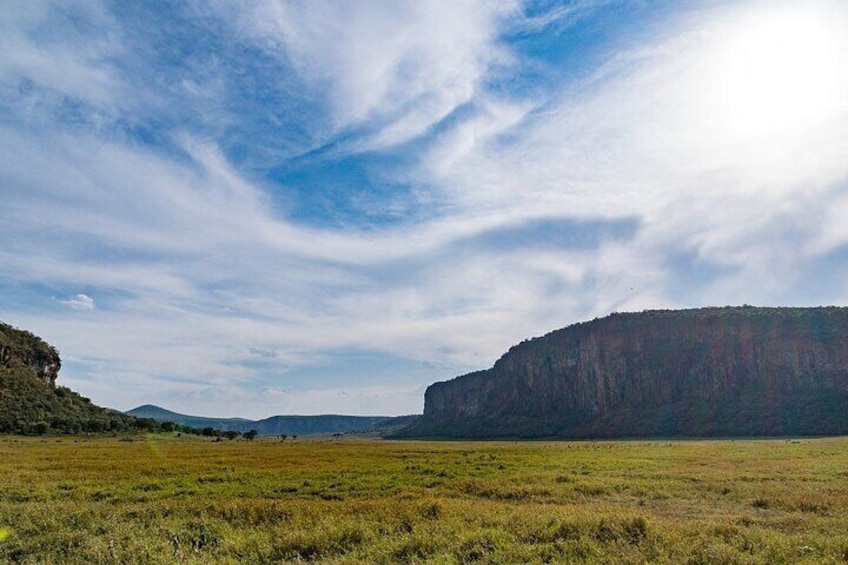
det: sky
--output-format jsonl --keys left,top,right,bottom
{"left": 2, "top": 0, "right": 848, "bottom": 418}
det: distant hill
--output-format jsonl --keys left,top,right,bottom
{"left": 0, "top": 322, "right": 158, "bottom": 434}
{"left": 126, "top": 405, "right": 403, "bottom": 436}
{"left": 0, "top": 320, "right": 412, "bottom": 438}
{"left": 395, "top": 307, "right": 848, "bottom": 439}
{"left": 127, "top": 404, "right": 252, "bottom": 430}
{"left": 350, "top": 415, "right": 422, "bottom": 437}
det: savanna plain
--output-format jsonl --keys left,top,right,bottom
{"left": 2, "top": 435, "right": 848, "bottom": 564}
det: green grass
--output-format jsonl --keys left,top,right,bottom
{"left": 2, "top": 435, "right": 848, "bottom": 563}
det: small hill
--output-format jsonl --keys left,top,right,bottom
{"left": 252, "top": 415, "right": 395, "bottom": 436}
{"left": 0, "top": 322, "right": 157, "bottom": 434}
{"left": 396, "top": 306, "right": 848, "bottom": 439}
{"left": 349, "top": 415, "right": 422, "bottom": 437}
{"left": 126, "top": 405, "right": 398, "bottom": 436}
{"left": 127, "top": 404, "right": 252, "bottom": 430}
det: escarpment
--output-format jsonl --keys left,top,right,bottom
{"left": 0, "top": 322, "right": 61, "bottom": 386}
{"left": 398, "top": 307, "right": 848, "bottom": 438}
{"left": 0, "top": 322, "right": 155, "bottom": 434}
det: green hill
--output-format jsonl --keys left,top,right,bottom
{"left": 0, "top": 322, "right": 158, "bottom": 435}
{"left": 127, "top": 404, "right": 253, "bottom": 431}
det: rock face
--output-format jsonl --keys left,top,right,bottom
{"left": 0, "top": 321, "right": 151, "bottom": 434}
{"left": 0, "top": 322, "right": 61, "bottom": 387}
{"left": 400, "top": 307, "right": 848, "bottom": 438}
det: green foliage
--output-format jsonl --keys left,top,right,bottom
{"left": 0, "top": 321, "right": 206, "bottom": 436}
{"left": 0, "top": 367, "right": 156, "bottom": 435}
{"left": 0, "top": 322, "right": 59, "bottom": 367}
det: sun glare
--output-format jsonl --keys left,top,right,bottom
{"left": 710, "top": 4, "right": 848, "bottom": 140}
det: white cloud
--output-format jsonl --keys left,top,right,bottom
{"left": 61, "top": 294, "right": 96, "bottom": 311}
{"left": 235, "top": 0, "right": 518, "bottom": 148}
{"left": 0, "top": 1, "right": 123, "bottom": 115}
{"left": 422, "top": 0, "right": 848, "bottom": 309}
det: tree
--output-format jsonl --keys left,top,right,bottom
{"left": 244, "top": 429, "right": 258, "bottom": 441}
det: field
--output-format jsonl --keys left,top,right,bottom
{"left": 2, "top": 436, "right": 848, "bottom": 564}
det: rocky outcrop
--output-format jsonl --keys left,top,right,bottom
{"left": 399, "top": 307, "right": 848, "bottom": 438}
{"left": 0, "top": 323, "right": 61, "bottom": 387}
{"left": 0, "top": 322, "right": 153, "bottom": 435}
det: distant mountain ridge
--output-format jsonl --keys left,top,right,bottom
{"left": 126, "top": 404, "right": 410, "bottom": 436}
{"left": 396, "top": 306, "right": 848, "bottom": 439}
{"left": 126, "top": 405, "right": 252, "bottom": 430}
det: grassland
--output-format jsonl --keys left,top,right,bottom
{"left": 2, "top": 435, "right": 848, "bottom": 564}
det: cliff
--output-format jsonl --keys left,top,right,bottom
{"left": 0, "top": 322, "right": 155, "bottom": 434}
{"left": 0, "top": 322, "right": 61, "bottom": 387}
{"left": 398, "top": 307, "right": 848, "bottom": 438}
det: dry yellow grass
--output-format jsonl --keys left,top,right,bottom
{"left": 2, "top": 434, "right": 848, "bottom": 563}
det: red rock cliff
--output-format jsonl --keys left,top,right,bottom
{"left": 403, "top": 307, "right": 848, "bottom": 438}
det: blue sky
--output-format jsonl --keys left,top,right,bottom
{"left": 3, "top": 0, "right": 848, "bottom": 418}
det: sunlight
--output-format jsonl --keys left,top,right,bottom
{"left": 709, "top": 4, "right": 848, "bottom": 141}
{"left": 145, "top": 433, "right": 164, "bottom": 459}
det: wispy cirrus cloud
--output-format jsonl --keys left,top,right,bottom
{"left": 423, "top": 0, "right": 848, "bottom": 303}
{"left": 0, "top": 1, "right": 122, "bottom": 109}
{"left": 233, "top": 0, "right": 520, "bottom": 150}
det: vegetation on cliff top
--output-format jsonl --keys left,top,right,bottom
{"left": 0, "top": 322, "right": 59, "bottom": 366}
